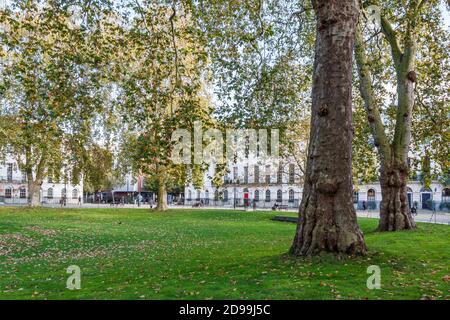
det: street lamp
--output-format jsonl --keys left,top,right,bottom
{"left": 232, "top": 178, "right": 240, "bottom": 210}
{"left": 233, "top": 185, "right": 236, "bottom": 210}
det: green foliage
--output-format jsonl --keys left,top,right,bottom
{"left": 83, "top": 144, "right": 116, "bottom": 193}
{"left": 0, "top": 0, "right": 114, "bottom": 196}
{"left": 352, "top": 99, "right": 379, "bottom": 184}
{"left": 108, "top": 0, "right": 215, "bottom": 194}
{"left": 191, "top": 0, "right": 314, "bottom": 130}
{"left": 355, "top": 0, "right": 449, "bottom": 180}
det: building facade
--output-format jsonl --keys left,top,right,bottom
{"left": 0, "top": 156, "right": 83, "bottom": 205}
{"left": 185, "top": 159, "right": 450, "bottom": 211}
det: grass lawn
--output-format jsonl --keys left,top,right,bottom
{"left": 0, "top": 207, "right": 448, "bottom": 300}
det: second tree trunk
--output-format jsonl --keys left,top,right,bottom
{"left": 378, "top": 161, "right": 416, "bottom": 231}
{"left": 155, "top": 175, "right": 168, "bottom": 211}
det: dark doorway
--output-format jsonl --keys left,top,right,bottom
{"left": 421, "top": 193, "right": 432, "bottom": 210}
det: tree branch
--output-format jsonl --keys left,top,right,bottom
{"left": 354, "top": 24, "right": 392, "bottom": 161}
{"left": 380, "top": 15, "right": 403, "bottom": 67}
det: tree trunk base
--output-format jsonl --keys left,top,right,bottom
{"left": 155, "top": 184, "right": 168, "bottom": 211}
{"left": 290, "top": 193, "right": 367, "bottom": 256}
{"left": 378, "top": 165, "right": 416, "bottom": 231}
{"left": 28, "top": 183, "right": 41, "bottom": 207}
{"left": 155, "top": 203, "right": 168, "bottom": 211}
{"left": 378, "top": 192, "right": 416, "bottom": 231}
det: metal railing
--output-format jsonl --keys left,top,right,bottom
{"left": 353, "top": 200, "right": 450, "bottom": 212}
{"left": 182, "top": 198, "right": 300, "bottom": 209}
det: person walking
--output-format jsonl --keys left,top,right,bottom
{"left": 137, "top": 193, "right": 142, "bottom": 207}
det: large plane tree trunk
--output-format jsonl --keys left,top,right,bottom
{"left": 378, "top": 160, "right": 416, "bottom": 231}
{"left": 156, "top": 183, "right": 168, "bottom": 211}
{"left": 377, "top": 68, "right": 417, "bottom": 231}
{"left": 26, "top": 166, "right": 42, "bottom": 207}
{"left": 290, "top": 0, "right": 366, "bottom": 256}
{"left": 354, "top": 7, "right": 421, "bottom": 231}
{"left": 24, "top": 148, "right": 46, "bottom": 207}
{"left": 27, "top": 179, "right": 42, "bottom": 207}
{"left": 155, "top": 167, "right": 168, "bottom": 211}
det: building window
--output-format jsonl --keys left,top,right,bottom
{"left": 196, "top": 190, "right": 201, "bottom": 201}
{"left": 47, "top": 188, "right": 53, "bottom": 199}
{"left": 289, "top": 189, "right": 294, "bottom": 202}
{"left": 7, "top": 163, "right": 13, "bottom": 182}
{"left": 205, "top": 190, "right": 209, "bottom": 199}
{"left": 367, "top": 189, "right": 375, "bottom": 202}
{"left": 244, "top": 166, "right": 248, "bottom": 184}
{"left": 276, "top": 190, "right": 282, "bottom": 202}
{"left": 233, "top": 167, "right": 238, "bottom": 181}
{"left": 289, "top": 164, "right": 295, "bottom": 184}
{"left": 223, "top": 190, "right": 228, "bottom": 201}
{"left": 19, "top": 188, "right": 27, "bottom": 199}
{"left": 214, "top": 190, "right": 219, "bottom": 201}
{"left": 188, "top": 190, "right": 192, "bottom": 201}
{"left": 61, "top": 188, "right": 67, "bottom": 199}
{"left": 5, "top": 187, "right": 12, "bottom": 198}
{"left": 254, "top": 190, "right": 259, "bottom": 201}
{"left": 20, "top": 188, "right": 26, "bottom": 199}
{"left": 265, "top": 165, "right": 271, "bottom": 184}
{"left": 277, "top": 163, "right": 283, "bottom": 184}
{"left": 21, "top": 170, "right": 27, "bottom": 182}
{"left": 442, "top": 188, "right": 450, "bottom": 203}
{"left": 72, "top": 189, "right": 78, "bottom": 199}
{"left": 254, "top": 165, "right": 259, "bottom": 183}
{"left": 353, "top": 191, "right": 359, "bottom": 204}
{"left": 265, "top": 190, "right": 271, "bottom": 202}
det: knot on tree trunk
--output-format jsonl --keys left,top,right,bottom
{"left": 318, "top": 105, "right": 329, "bottom": 117}
{"left": 317, "top": 176, "right": 340, "bottom": 195}
{"left": 318, "top": 18, "right": 338, "bottom": 31}
{"left": 386, "top": 166, "right": 408, "bottom": 188}
{"left": 407, "top": 70, "right": 417, "bottom": 82}
{"left": 367, "top": 114, "right": 375, "bottom": 122}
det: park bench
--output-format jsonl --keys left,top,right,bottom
{"left": 271, "top": 216, "right": 298, "bottom": 223}
{"left": 272, "top": 204, "right": 289, "bottom": 211}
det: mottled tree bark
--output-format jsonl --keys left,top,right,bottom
{"left": 354, "top": 7, "right": 419, "bottom": 231}
{"left": 25, "top": 149, "right": 46, "bottom": 207}
{"left": 378, "top": 161, "right": 416, "bottom": 231}
{"left": 155, "top": 167, "right": 168, "bottom": 211}
{"left": 156, "top": 183, "right": 168, "bottom": 211}
{"left": 290, "top": 0, "right": 366, "bottom": 256}
{"left": 28, "top": 179, "right": 42, "bottom": 207}
{"left": 376, "top": 64, "right": 417, "bottom": 231}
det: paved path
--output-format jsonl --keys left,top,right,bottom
{"left": 355, "top": 210, "right": 450, "bottom": 225}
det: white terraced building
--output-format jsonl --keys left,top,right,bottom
{"left": 0, "top": 156, "right": 83, "bottom": 205}
{"left": 185, "top": 159, "right": 450, "bottom": 211}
